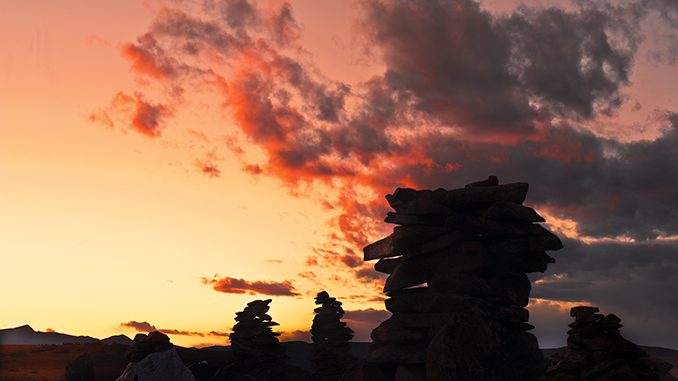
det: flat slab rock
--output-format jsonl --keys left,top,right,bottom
{"left": 386, "top": 183, "right": 530, "bottom": 214}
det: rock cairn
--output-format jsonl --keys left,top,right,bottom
{"left": 228, "top": 299, "right": 286, "bottom": 380}
{"left": 310, "top": 291, "right": 358, "bottom": 381}
{"left": 124, "top": 331, "right": 174, "bottom": 362}
{"left": 362, "top": 176, "right": 563, "bottom": 380}
{"left": 541, "top": 306, "right": 676, "bottom": 381}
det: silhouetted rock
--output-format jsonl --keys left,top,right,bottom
{"left": 124, "top": 331, "right": 174, "bottom": 362}
{"left": 541, "top": 306, "right": 677, "bottom": 381}
{"left": 116, "top": 347, "right": 194, "bottom": 381}
{"left": 116, "top": 331, "right": 194, "bottom": 381}
{"left": 65, "top": 351, "right": 95, "bottom": 381}
{"left": 310, "top": 291, "right": 358, "bottom": 381}
{"left": 227, "top": 299, "right": 287, "bottom": 380}
{"left": 359, "top": 176, "right": 562, "bottom": 380}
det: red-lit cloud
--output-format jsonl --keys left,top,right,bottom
{"left": 120, "top": 36, "right": 179, "bottom": 81}
{"left": 89, "top": 91, "right": 174, "bottom": 138}
{"left": 201, "top": 274, "right": 300, "bottom": 296}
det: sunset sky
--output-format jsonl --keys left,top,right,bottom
{"left": 1, "top": 0, "right": 678, "bottom": 350}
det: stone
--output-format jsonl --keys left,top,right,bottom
{"left": 65, "top": 351, "right": 95, "bottom": 381}
{"left": 597, "top": 363, "right": 637, "bottom": 381}
{"left": 429, "top": 182, "right": 530, "bottom": 210}
{"left": 399, "top": 231, "right": 466, "bottom": 260}
{"left": 490, "top": 251, "right": 555, "bottom": 274}
{"left": 385, "top": 189, "right": 454, "bottom": 216}
{"left": 570, "top": 306, "right": 600, "bottom": 317}
{"left": 116, "top": 348, "right": 194, "bottom": 381}
{"left": 124, "top": 331, "right": 174, "bottom": 362}
{"left": 363, "top": 226, "right": 452, "bottom": 261}
{"left": 444, "top": 214, "right": 546, "bottom": 236}
{"left": 370, "top": 323, "right": 427, "bottom": 343}
{"left": 481, "top": 201, "right": 545, "bottom": 222}
{"left": 487, "top": 227, "right": 564, "bottom": 254}
{"left": 426, "top": 313, "right": 525, "bottom": 381}
{"left": 383, "top": 241, "right": 488, "bottom": 292}
{"left": 580, "top": 358, "right": 626, "bottom": 380}
{"left": 484, "top": 272, "right": 532, "bottom": 307}
{"left": 384, "top": 289, "right": 485, "bottom": 314}
{"left": 575, "top": 313, "right": 604, "bottom": 324}
{"left": 425, "top": 272, "right": 492, "bottom": 297}
{"left": 465, "top": 175, "right": 499, "bottom": 188}
{"left": 384, "top": 212, "right": 447, "bottom": 226}
{"left": 383, "top": 262, "right": 427, "bottom": 292}
{"left": 374, "top": 257, "right": 402, "bottom": 274}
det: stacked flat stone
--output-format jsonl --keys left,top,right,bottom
{"left": 362, "top": 176, "right": 563, "bottom": 381}
{"left": 310, "top": 291, "right": 358, "bottom": 381}
{"left": 228, "top": 299, "right": 286, "bottom": 380}
{"left": 541, "top": 306, "right": 676, "bottom": 381}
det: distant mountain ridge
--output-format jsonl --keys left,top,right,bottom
{"left": 0, "top": 324, "right": 132, "bottom": 345}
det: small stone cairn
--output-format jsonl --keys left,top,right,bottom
{"left": 310, "top": 291, "right": 358, "bottom": 381}
{"left": 125, "top": 331, "right": 174, "bottom": 362}
{"left": 541, "top": 306, "right": 676, "bottom": 381}
{"left": 228, "top": 299, "right": 287, "bottom": 380}
{"left": 362, "top": 176, "right": 563, "bottom": 380}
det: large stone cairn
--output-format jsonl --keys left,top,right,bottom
{"left": 310, "top": 291, "right": 358, "bottom": 381}
{"left": 541, "top": 306, "right": 677, "bottom": 381}
{"left": 228, "top": 299, "right": 287, "bottom": 380}
{"left": 362, "top": 176, "right": 563, "bottom": 381}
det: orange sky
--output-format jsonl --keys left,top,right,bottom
{"left": 2, "top": 0, "right": 678, "bottom": 349}
{"left": 0, "top": 0, "right": 390, "bottom": 348}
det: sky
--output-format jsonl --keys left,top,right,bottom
{"left": 1, "top": 0, "right": 677, "bottom": 350}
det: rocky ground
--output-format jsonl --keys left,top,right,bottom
{"left": 1, "top": 342, "right": 675, "bottom": 381}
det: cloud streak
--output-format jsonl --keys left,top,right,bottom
{"left": 201, "top": 274, "right": 300, "bottom": 296}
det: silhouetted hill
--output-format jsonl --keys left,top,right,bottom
{"left": 100, "top": 334, "right": 133, "bottom": 345}
{"left": 0, "top": 325, "right": 131, "bottom": 345}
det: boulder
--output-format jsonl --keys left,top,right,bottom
{"left": 65, "top": 351, "right": 95, "bottom": 381}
